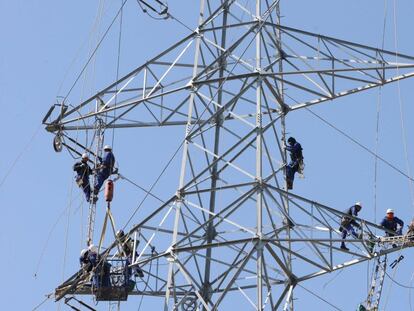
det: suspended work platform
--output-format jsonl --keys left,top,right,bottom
{"left": 56, "top": 258, "right": 135, "bottom": 302}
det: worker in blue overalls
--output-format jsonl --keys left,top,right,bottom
{"left": 339, "top": 202, "right": 362, "bottom": 251}
{"left": 93, "top": 145, "right": 115, "bottom": 202}
{"left": 73, "top": 153, "right": 92, "bottom": 202}
{"left": 285, "top": 137, "right": 304, "bottom": 190}
{"left": 380, "top": 209, "right": 404, "bottom": 236}
{"left": 85, "top": 244, "right": 111, "bottom": 288}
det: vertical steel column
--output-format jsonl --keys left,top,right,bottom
{"left": 256, "top": 1, "right": 264, "bottom": 310}
{"left": 201, "top": 2, "right": 229, "bottom": 308}
{"left": 164, "top": 1, "right": 206, "bottom": 310}
{"left": 275, "top": 2, "right": 293, "bottom": 310}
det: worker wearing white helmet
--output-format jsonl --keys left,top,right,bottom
{"left": 73, "top": 152, "right": 92, "bottom": 202}
{"left": 380, "top": 209, "right": 404, "bottom": 236}
{"left": 79, "top": 248, "right": 90, "bottom": 268}
{"left": 92, "top": 144, "right": 116, "bottom": 202}
{"left": 339, "top": 202, "right": 363, "bottom": 251}
{"left": 88, "top": 244, "right": 98, "bottom": 254}
{"left": 79, "top": 245, "right": 98, "bottom": 272}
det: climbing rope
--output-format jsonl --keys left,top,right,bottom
{"left": 61, "top": 179, "right": 76, "bottom": 282}
{"left": 34, "top": 192, "right": 84, "bottom": 278}
{"left": 408, "top": 272, "right": 414, "bottom": 311}
{"left": 81, "top": 0, "right": 106, "bottom": 104}
{"left": 111, "top": 0, "right": 126, "bottom": 149}
{"left": 118, "top": 174, "right": 165, "bottom": 203}
{"left": 297, "top": 284, "right": 344, "bottom": 311}
{"left": 381, "top": 3, "right": 414, "bottom": 305}
{"left": 392, "top": 0, "right": 414, "bottom": 209}
{"left": 31, "top": 293, "right": 53, "bottom": 311}
{"left": 0, "top": 124, "right": 41, "bottom": 190}
{"left": 136, "top": 248, "right": 155, "bottom": 311}
{"left": 305, "top": 107, "right": 414, "bottom": 183}
{"left": 385, "top": 270, "right": 414, "bottom": 289}
{"left": 369, "top": 0, "right": 388, "bottom": 295}
{"left": 382, "top": 244, "right": 405, "bottom": 309}
{"left": 64, "top": 0, "right": 130, "bottom": 101}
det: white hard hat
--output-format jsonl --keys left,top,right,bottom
{"left": 80, "top": 248, "right": 88, "bottom": 257}
{"left": 103, "top": 145, "right": 112, "bottom": 150}
{"left": 355, "top": 202, "right": 362, "bottom": 207}
{"left": 81, "top": 153, "right": 88, "bottom": 159}
{"left": 116, "top": 229, "right": 125, "bottom": 237}
{"left": 88, "top": 244, "right": 98, "bottom": 253}
{"left": 386, "top": 208, "right": 394, "bottom": 214}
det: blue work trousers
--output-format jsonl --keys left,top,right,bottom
{"left": 286, "top": 161, "right": 299, "bottom": 182}
{"left": 341, "top": 224, "right": 358, "bottom": 240}
{"left": 94, "top": 171, "right": 110, "bottom": 195}
{"left": 77, "top": 176, "right": 91, "bottom": 202}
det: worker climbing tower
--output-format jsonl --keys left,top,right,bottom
{"left": 42, "top": 0, "right": 414, "bottom": 309}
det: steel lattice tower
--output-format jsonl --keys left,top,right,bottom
{"left": 44, "top": 1, "right": 414, "bottom": 310}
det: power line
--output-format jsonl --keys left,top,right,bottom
{"left": 298, "top": 284, "right": 344, "bottom": 311}
{"left": 31, "top": 293, "right": 53, "bottom": 311}
{"left": 305, "top": 107, "right": 414, "bottom": 182}
{"left": 392, "top": 0, "right": 414, "bottom": 209}
{"left": 0, "top": 124, "right": 41, "bottom": 190}
{"left": 64, "top": 0, "right": 130, "bottom": 101}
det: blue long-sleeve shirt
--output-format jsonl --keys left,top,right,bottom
{"left": 341, "top": 205, "right": 360, "bottom": 227}
{"left": 101, "top": 151, "right": 115, "bottom": 175}
{"left": 73, "top": 161, "right": 92, "bottom": 179}
{"left": 380, "top": 216, "right": 404, "bottom": 232}
{"left": 286, "top": 142, "right": 303, "bottom": 163}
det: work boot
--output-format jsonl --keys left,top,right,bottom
{"left": 287, "top": 180, "right": 293, "bottom": 190}
{"left": 340, "top": 243, "right": 349, "bottom": 251}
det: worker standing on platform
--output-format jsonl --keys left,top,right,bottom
{"left": 93, "top": 145, "right": 115, "bottom": 200}
{"left": 116, "top": 230, "right": 144, "bottom": 278}
{"left": 79, "top": 245, "right": 97, "bottom": 274}
{"left": 380, "top": 209, "right": 404, "bottom": 236}
{"left": 285, "top": 137, "right": 304, "bottom": 190}
{"left": 339, "top": 202, "right": 362, "bottom": 251}
{"left": 73, "top": 153, "right": 92, "bottom": 202}
{"left": 79, "top": 248, "right": 90, "bottom": 269}
{"left": 86, "top": 244, "right": 111, "bottom": 288}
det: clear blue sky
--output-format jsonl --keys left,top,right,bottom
{"left": 1, "top": 0, "right": 414, "bottom": 310}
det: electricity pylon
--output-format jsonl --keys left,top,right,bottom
{"left": 44, "top": 1, "right": 414, "bottom": 310}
